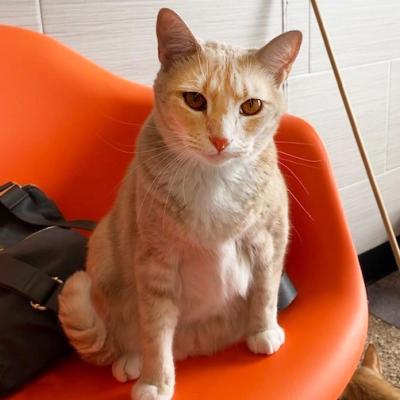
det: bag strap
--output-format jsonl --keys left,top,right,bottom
{"left": 0, "top": 252, "right": 62, "bottom": 313}
{"left": 0, "top": 258, "right": 296, "bottom": 314}
{"left": 0, "top": 182, "right": 95, "bottom": 231}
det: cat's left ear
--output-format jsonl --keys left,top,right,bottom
{"left": 156, "top": 8, "right": 200, "bottom": 70}
{"left": 362, "top": 344, "right": 382, "bottom": 375}
{"left": 256, "top": 31, "right": 302, "bottom": 85}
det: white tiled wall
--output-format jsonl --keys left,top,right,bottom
{"left": 309, "top": 0, "right": 400, "bottom": 73}
{"left": 340, "top": 168, "right": 400, "bottom": 253}
{"left": 287, "top": 0, "right": 400, "bottom": 254}
{"left": 387, "top": 60, "right": 400, "bottom": 171}
{"left": 288, "top": 63, "right": 388, "bottom": 188}
{"left": 40, "top": 0, "right": 282, "bottom": 84}
{"left": 0, "top": 0, "right": 41, "bottom": 32}
{"left": 1, "top": 0, "right": 399, "bottom": 254}
{"left": 285, "top": 0, "right": 309, "bottom": 75}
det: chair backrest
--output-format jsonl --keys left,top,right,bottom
{"left": 0, "top": 26, "right": 152, "bottom": 222}
{"left": 0, "top": 26, "right": 353, "bottom": 286}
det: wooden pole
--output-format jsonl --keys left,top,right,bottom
{"left": 310, "top": 0, "right": 400, "bottom": 270}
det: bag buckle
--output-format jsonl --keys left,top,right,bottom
{"left": 30, "top": 276, "right": 64, "bottom": 312}
{"left": 0, "top": 182, "right": 20, "bottom": 198}
{"left": 30, "top": 301, "right": 48, "bottom": 311}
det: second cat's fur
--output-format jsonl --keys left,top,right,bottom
{"left": 59, "top": 8, "right": 302, "bottom": 400}
{"left": 341, "top": 344, "right": 400, "bottom": 400}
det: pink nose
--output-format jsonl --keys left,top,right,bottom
{"left": 209, "top": 136, "right": 229, "bottom": 153}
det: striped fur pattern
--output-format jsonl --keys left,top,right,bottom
{"left": 59, "top": 8, "right": 302, "bottom": 400}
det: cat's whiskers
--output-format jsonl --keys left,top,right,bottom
{"left": 278, "top": 156, "right": 320, "bottom": 169}
{"left": 96, "top": 112, "right": 193, "bottom": 140}
{"left": 96, "top": 130, "right": 188, "bottom": 156}
{"left": 95, "top": 131, "right": 137, "bottom": 154}
{"left": 90, "top": 129, "right": 153, "bottom": 198}
{"left": 277, "top": 150, "right": 321, "bottom": 163}
{"left": 286, "top": 186, "right": 314, "bottom": 221}
{"left": 275, "top": 140, "right": 315, "bottom": 147}
{"left": 278, "top": 161, "right": 309, "bottom": 195}
{"left": 120, "top": 145, "right": 176, "bottom": 184}
{"left": 97, "top": 134, "right": 137, "bottom": 150}
{"left": 290, "top": 223, "right": 303, "bottom": 243}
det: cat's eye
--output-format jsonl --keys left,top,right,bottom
{"left": 183, "top": 92, "right": 207, "bottom": 111}
{"left": 240, "top": 99, "right": 263, "bottom": 116}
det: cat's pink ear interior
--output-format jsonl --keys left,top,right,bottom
{"left": 256, "top": 30, "right": 302, "bottom": 85}
{"left": 362, "top": 344, "right": 382, "bottom": 375}
{"left": 156, "top": 8, "right": 199, "bottom": 69}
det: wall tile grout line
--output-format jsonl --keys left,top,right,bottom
{"left": 35, "top": 0, "right": 45, "bottom": 34}
{"left": 281, "top": 0, "right": 287, "bottom": 32}
{"left": 308, "top": 0, "right": 311, "bottom": 74}
{"left": 384, "top": 61, "right": 392, "bottom": 173}
{"left": 384, "top": 164, "right": 400, "bottom": 173}
{"left": 282, "top": 0, "right": 289, "bottom": 101}
{"left": 338, "top": 165, "right": 400, "bottom": 192}
{"left": 290, "top": 59, "right": 393, "bottom": 81}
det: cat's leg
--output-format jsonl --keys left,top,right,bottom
{"left": 246, "top": 230, "right": 286, "bottom": 355}
{"left": 131, "top": 253, "right": 179, "bottom": 400}
{"left": 108, "top": 303, "right": 142, "bottom": 383}
{"left": 112, "top": 352, "right": 142, "bottom": 382}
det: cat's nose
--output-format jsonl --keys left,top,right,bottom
{"left": 209, "top": 136, "right": 229, "bottom": 153}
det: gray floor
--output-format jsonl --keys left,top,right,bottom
{"left": 367, "top": 271, "right": 400, "bottom": 328}
{"left": 366, "top": 271, "right": 400, "bottom": 386}
{"left": 368, "top": 314, "right": 400, "bottom": 387}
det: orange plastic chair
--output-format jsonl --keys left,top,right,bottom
{"left": 0, "top": 26, "right": 368, "bottom": 400}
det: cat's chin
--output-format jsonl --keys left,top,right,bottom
{"left": 201, "top": 152, "right": 238, "bottom": 166}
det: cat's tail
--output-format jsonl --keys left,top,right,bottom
{"left": 58, "top": 271, "right": 116, "bottom": 366}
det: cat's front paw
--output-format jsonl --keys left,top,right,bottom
{"left": 246, "top": 326, "right": 285, "bottom": 355}
{"left": 112, "top": 353, "right": 142, "bottom": 382}
{"left": 131, "top": 381, "right": 173, "bottom": 400}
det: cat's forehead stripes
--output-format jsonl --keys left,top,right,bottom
{"left": 201, "top": 43, "right": 250, "bottom": 101}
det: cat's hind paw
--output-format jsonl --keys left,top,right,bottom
{"left": 246, "top": 326, "right": 285, "bottom": 355}
{"left": 112, "top": 353, "right": 142, "bottom": 383}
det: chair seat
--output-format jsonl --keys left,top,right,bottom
{"left": 0, "top": 26, "right": 368, "bottom": 400}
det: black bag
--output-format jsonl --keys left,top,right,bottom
{"left": 0, "top": 182, "right": 94, "bottom": 396}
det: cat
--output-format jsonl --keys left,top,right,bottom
{"left": 58, "top": 8, "right": 302, "bottom": 400}
{"left": 340, "top": 343, "right": 400, "bottom": 400}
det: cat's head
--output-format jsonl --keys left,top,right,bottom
{"left": 153, "top": 8, "right": 302, "bottom": 166}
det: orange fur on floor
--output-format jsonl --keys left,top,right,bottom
{"left": 340, "top": 344, "right": 400, "bottom": 400}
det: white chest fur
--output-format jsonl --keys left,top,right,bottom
{"left": 171, "top": 160, "right": 259, "bottom": 246}
{"left": 177, "top": 240, "right": 252, "bottom": 323}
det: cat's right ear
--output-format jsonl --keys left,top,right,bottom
{"left": 156, "top": 8, "right": 199, "bottom": 70}
{"left": 362, "top": 344, "right": 382, "bottom": 375}
{"left": 256, "top": 30, "right": 302, "bottom": 86}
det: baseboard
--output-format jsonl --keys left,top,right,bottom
{"left": 358, "top": 235, "right": 400, "bottom": 285}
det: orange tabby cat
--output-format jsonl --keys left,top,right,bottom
{"left": 341, "top": 344, "right": 400, "bottom": 400}
{"left": 59, "top": 8, "right": 302, "bottom": 400}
